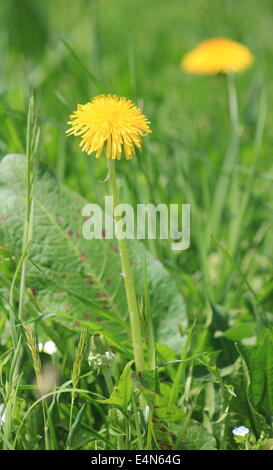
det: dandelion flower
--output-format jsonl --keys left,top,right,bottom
{"left": 182, "top": 38, "right": 253, "bottom": 75}
{"left": 232, "top": 426, "right": 249, "bottom": 437}
{"left": 38, "top": 341, "right": 57, "bottom": 355}
{"left": 67, "top": 94, "right": 151, "bottom": 160}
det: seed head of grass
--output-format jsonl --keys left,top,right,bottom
{"left": 71, "top": 329, "right": 88, "bottom": 391}
{"left": 23, "top": 324, "right": 42, "bottom": 385}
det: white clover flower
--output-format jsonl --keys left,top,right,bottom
{"left": 232, "top": 426, "right": 249, "bottom": 437}
{"left": 38, "top": 341, "right": 57, "bottom": 355}
{"left": 88, "top": 350, "right": 115, "bottom": 368}
{"left": 105, "top": 351, "right": 115, "bottom": 361}
{"left": 0, "top": 403, "right": 6, "bottom": 426}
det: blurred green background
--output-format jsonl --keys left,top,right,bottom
{"left": 1, "top": 0, "right": 273, "bottom": 321}
{"left": 1, "top": 0, "right": 273, "bottom": 172}
{"left": 1, "top": 1, "right": 273, "bottom": 450}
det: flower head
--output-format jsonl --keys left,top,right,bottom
{"left": 182, "top": 38, "right": 253, "bottom": 75}
{"left": 67, "top": 94, "right": 151, "bottom": 160}
{"left": 232, "top": 426, "right": 249, "bottom": 437}
{"left": 88, "top": 351, "right": 115, "bottom": 369}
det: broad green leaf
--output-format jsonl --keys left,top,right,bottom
{"left": 172, "top": 421, "right": 217, "bottom": 450}
{"left": 133, "top": 369, "right": 158, "bottom": 393}
{"left": 133, "top": 371, "right": 184, "bottom": 419}
{"left": 132, "top": 371, "right": 217, "bottom": 450}
{"left": 250, "top": 330, "right": 273, "bottom": 412}
{"left": 98, "top": 360, "right": 133, "bottom": 407}
{"left": 232, "top": 346, "right": 270, "bottom": 437}
{"left": 108, "top": 408, "right": 126, "bottom": 436}
{"left": 0, "top": 154, "right": 187, "bottom": 351}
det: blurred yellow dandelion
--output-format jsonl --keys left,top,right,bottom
{"left": 181, "top": 38, "right": 253, "bottom": 75}
{"left": 67, "top": 94, "right": 151, "bottom": 160}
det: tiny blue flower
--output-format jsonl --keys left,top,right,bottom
{"left": 232, "top": 426, "right": 249, "bottom": 437}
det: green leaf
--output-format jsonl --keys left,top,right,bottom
{"left": 98, "top": 360, "right": 133, "bottom": 407}
{"left": 173, "top": 421, "right": 217, "bottom": 450}
{"left": 0, "top": 154, "right": 187, "bottom": 351}
{"left": 156, "top": 343, "right": 176, "bottom": 364}
{"left": 108, "top": 408, "right": 126, "bottom": 436}
{"left": 221, "top": 322, "right": 256, "bottom": 341}
{"left": 133, "top": 371, "right": 184, "bottom": 419}
{"left": 67, "top": 403, "right": 86, "bottom": 448}
{"left": 250, "top": 330, "right": 273, "bottom": 412}
{"left": 132, "top": 371, "right": 217, "bottom": 450}
{"left": 233, "top": 345, "right": 271, "bottom": 437}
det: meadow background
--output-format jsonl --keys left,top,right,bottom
{"left": 0, "top": 0, "right": 273, "bottom": 451}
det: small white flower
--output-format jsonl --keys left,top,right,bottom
{"left": 105, "top": 351, "right": 115, "bottom": 360}
{"left": 0, "top": 403, "right": 6, "bottom": 426}
{"left": 232, "top": 426, "right": 249, "bottom": 437}
{"left": 38, "top": 341, "right": 57, "bottom": 355}
{"left": 88, "top": 350, "right": 115, "bottom": 368}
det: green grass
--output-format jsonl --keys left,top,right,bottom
{"left": 1, "top": 0, "right": 273, "bottom": 451}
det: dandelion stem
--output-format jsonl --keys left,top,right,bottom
{"left": 108, "top": 159, "right": 145, "bottom": 371}
{"left": 227, "top": 71, "right": 239, "bottom": 135}
{"left": 212, "top": 72, "right": 240, "bottom": 235}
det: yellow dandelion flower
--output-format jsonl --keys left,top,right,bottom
{"left": 66, "top": 94, "right": 151, "bottom": 160}
{"left": 181, "top": 38, "right": 253, "bottom": 75}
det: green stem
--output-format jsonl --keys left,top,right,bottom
{"left": 42, "top": 400, "right": 50, "bottom": 450}
{"left": 212, "top": 72, "right": 239, "bottom": 236}
{"left": 108, "top": 159, "right": 145, "bottom": 371}
{"left": 67, "top": 393, "right": 75, "bottom": 450}
{"left": 3, "top": 97, "right": 38, "bottom": 449}
{"left": 18, "top": 95, "right": 35, "bottom": 321}
{"left": 227, "top": 87, "right": 266, "bottom": 258}
{"left": 169, "top": 320, "right": 195, "bottom": 405}
{"left": 227, "top": 71, "right": 239, "bottom": 135}
{"left": 102, "top": 367, "right": 114, "bottom": 396}
{"left": 132, "top": 391, "right": 144, "bottom": 450}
